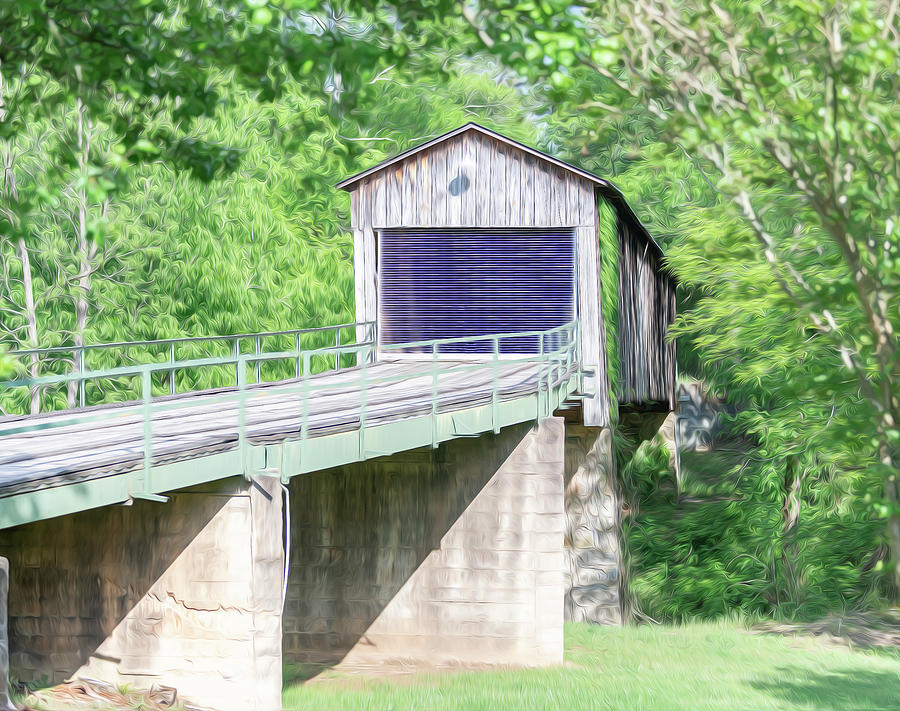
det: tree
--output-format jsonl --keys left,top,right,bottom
{"left": 0, "top": 49, "right": 539, "bottom": 407}
{"left": 459, "top": 0, "right": 900, "bottom": 593}
{"left": 0, "top": 0, "right": 463, "bottom": 408}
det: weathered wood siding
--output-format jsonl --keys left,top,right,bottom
{"left": 617, "top": 217, "right": 676, "bottom": 410}
{"left": 347, "top": 130, "right": 611, "bottom": 427}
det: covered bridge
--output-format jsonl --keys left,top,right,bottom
{"left": 339, "top": 121, "right": 675, "bottom": 419}
{"left": 0, "top": 123, "right": 674, "bottom": 711}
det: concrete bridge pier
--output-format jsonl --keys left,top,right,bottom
{"left": 0, "top": 477, "right": 284, "bottom": 711}
{"left": 564, "top": 424, "right": 622, "bottom": 625}
{"left": 283, "top": 417, "right": 566, "bottom": 671}
{"left": 1, "top": 557, "right": 19, "bottom": 711}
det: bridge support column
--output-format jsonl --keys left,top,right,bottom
{"left": 1, "top": 558, "right": 18, "bottom": 711}
{"left": 564, "top": 424, "right": 623, "bottom": 624}
{"left": 284, "top": 418, "right": 566, "bottom": 672}
{"left": 0, "top": 478, "right": 283, "bottom": 711}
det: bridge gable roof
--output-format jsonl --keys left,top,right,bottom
{"left": 336, "top": 122, "right": 609, "bottom": 192}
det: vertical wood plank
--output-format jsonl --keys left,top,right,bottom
{"left": 352, "top": 219, "right": 367, "bottom": 343}
{"left": 552, "top": 168, "right": 567, "bottom": 226}
{"left": 460, "top": 133, "right": 476, "bottom": 226}
{"left": 386, "top": 164, "right": 402, "bottom": 227}
{"left": 349, "top": 183, "right": 359, "bottom": 228}
{"left": 565, "top": 173, "right": 579, "bottom": 226}
{"left": 430, "top": 143, "right": 448, "bottom": 226}
{"left": 474, "top": 134, "right": 491, "bottom": 226}
{"left": 401, "top": 157, "right": 416, "bottom": 226}
{"left": 521, "top": 155, "right": 535, "bottom": 226}
{"left": 490, "top": 140, "right": 508, "bottom": 227}
{"left": 360, "top": 178, "right": 372, "bottom": 229}
{"left": 446, "top": 137, "right": 462, "bottom": 226}
{"left": 418, "top": 150, "right": 432, "bottom": 226}
{"left": 507, "top": 148, "right": 522, "bottom": 226}
{"left": 363, "top": 225, "right": 377, "bottom": 328}
{"left": 577, "top": 221, "right": 608, "bottom": 426}
{"left": 372, "top": 174, "right": 387, "bottom": 227}
{"left": 579, "top": 181, "right": 594, "bottom": 227}
{"left": 534, "top": 164, "right": 550, "bottom": 226}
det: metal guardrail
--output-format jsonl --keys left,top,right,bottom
{"left": 4, "top": 322, "right": 373, "bottom": 410}
{"left": 0, "top": 320, "right": 580, "bottom": 500}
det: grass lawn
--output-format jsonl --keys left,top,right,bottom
{"left": 282, "top": 621, "right": 900, "bottom": 711}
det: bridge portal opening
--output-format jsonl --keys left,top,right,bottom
{"left": 377, "top": 228, "right": 575, "bottom": 354}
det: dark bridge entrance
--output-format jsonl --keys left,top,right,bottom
{"left": 378, "top": 228, "right": 576, "bottom": 354}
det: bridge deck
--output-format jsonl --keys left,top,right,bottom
{"left": 0, "top": 359, "right": 566, "bottom": 499}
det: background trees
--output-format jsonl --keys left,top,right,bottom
{"left": 1, "top": 1, "right": 898, "bottom": 615}
{"left": 454, "top": 0, "right": 899, "bottom": 603}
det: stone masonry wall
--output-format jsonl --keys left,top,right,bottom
{"left": 564, "top": 424, "right": 622, "bottom": 624}
{"left": 284, "top": 417, "right": 565, "bottom": 670}
{"left": 0, "top": 477, "right": 283, "bottom": 711}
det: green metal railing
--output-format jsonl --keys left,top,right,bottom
{"left": 4, "top": 322, "right": 373, "bottom": 412}
{"left": 0, "top": 320, "right": 581, "bottom": 502}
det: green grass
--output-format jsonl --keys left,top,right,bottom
{"left": 282, "top": 621, "right": 900, "bottom": 711}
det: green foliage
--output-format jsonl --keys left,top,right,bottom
{"left": 622, "top": 435, "right": 885, "bottom": 622}
{"left": 0, "top": 60, "right": 539, "bottom": 410}
{"left": 0, "top": 348, "right": 13, "bottom": 379}
{"left": 2, "top": 0, "right": 899, "bottom": 617}
{"left": 596, "top": 198, "right": 619, "bottom": 409}
{"left": 461, "top": 0, "right": 900, "bottom": 597}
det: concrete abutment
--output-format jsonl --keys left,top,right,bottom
{"left": 0, "top": 477, "right": 284, "bottom": 711}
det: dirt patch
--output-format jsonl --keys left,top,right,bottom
{"left": 754, "top": 609, "right": 900, "bottom": 651}
{"left": 18, "top": 678, "right": 201, "bottom": 711}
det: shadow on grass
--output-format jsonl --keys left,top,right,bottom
{"left": 755, "top": 610, "right": 900, "bottom": 654}
{"left": 284, "top": 662, "right": 333, "bottom": 686}
{"left": 750, "top": 667, "right": 900, "bottom": 710}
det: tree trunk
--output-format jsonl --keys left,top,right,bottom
{"left": 15, "top": 237, "right": 39, "bottom": 414}
{"left": 781, "top": 455, "right": 802, "bottom": 607}
{"left": 881, "top": 441, "right": 900, "bottom": 600}
{"left": 4, "top": 144, "right": 39, "bottom": 414}
{"left": 67, "top": 96, "right": 93, "bottom": 409}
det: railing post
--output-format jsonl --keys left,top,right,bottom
{"left": 538, "top": 333, "right": 545, "bottom": 419}
{"left": 295, "top": 332, "right": 301, "bottom": 378}
{"left": 359, "top": 344, "right": 368, "bottom": 460}
{"left": 78, "top": 347, "right": 86, "bottom": 408}
{"left": 335, "top": 328, "right": 341, "bottom": 371}
{"left": 238, "top": 355, "right": 248, "bottom": 477}
{"left": 234, "top": 337, "right": 240, "bottom": 388}
{"left": 169, "top": 341, "right": 176, "bottom": 396}
{"left": 575, "top": 320, "right": 583, "bottom": 396}
{"left": 139, "top": 367, "right": 152, "bottom": 495}
{"left": 431, "top": 341, "right": 439, "bottom": 448}
{"left": 255, "top": 336, "right": 261, "bottom": 384}
{"left": 492, "top": 335, "right": 500, "bottom": 434}
{"left": 301, "top": 351, "right": 310, "bottom": 450}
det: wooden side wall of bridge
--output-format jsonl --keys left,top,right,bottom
{"left": 617, "top": 216, "right": 677, "bottom": 411}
